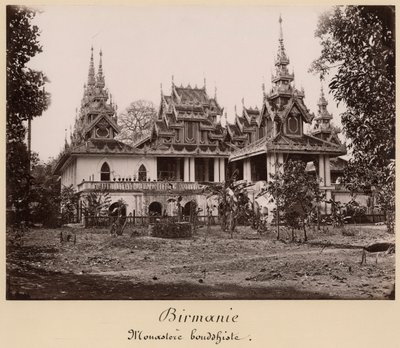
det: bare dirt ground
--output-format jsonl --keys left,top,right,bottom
{"left": 6, "top": 224, "right": 395, "bottom": 300}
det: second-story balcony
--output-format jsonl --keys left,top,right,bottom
{"left": 77, "top": 180, "right": 204, "bottom": 194}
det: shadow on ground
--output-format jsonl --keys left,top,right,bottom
{"left": 7, "top": 268, "right": 337, "bottom": 300}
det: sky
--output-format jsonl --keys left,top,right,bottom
{"left": 28, "top": 5, "right": 345, "bottom": 162}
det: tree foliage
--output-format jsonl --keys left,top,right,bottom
{"left": 311, "top": 6, "right": 395, "bottom": 232}
{"left": 205, "top": 169, "right": 253, "bottom": 237}
{"left": 266, "top": 160, "right": 322, "bottom": 242}
{"left": 6, "top": 5, "right": 50, "bottom": 222}
{"left": 60, "top": 185, "right": 79, "bottom": 223}
{"left": 29, "top": 159, "right": 61, "bottom": 227}
{"left": 82, "top": 188, "right": 111, "bottom": 217}
{"left": 116, "top": 100, "right": 156, "bottom": 146}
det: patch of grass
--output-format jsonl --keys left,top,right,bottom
{"left": 341, "top": 227, "right": 357, "bottom": 236}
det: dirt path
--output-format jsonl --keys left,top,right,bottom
{"left": 6, "top": 225, "right": 395, "bottom": 300}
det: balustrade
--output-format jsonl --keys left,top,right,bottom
{"left": 77, "top": 180, "right": 202, "bottom": 192}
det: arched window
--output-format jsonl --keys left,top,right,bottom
{"left": 100, "top": 162, "right": 110, "bottom": 181}
{"left": 138, "top": 164, "right": 147, "bottom": 181}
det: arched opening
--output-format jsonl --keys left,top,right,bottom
{"left": 183, "top": 201, "right": 197, "bottom": 219}
{"left": 138, "top": 164, "right": 147, "bottom": 181}
{"left": 100, "top": 162, "right": 111, "bottom": 181}
{"left": 149, "top": 201, "right": 162, "bottom": 216}
{"left": 109, "top": 201, "right": 127, "bottom": 217}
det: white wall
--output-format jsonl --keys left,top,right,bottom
{"left": 65, "top": 155, "right": 158, "bottom": 189}
{"left": 60, "top": 159, "right": 76, "bottom": 188}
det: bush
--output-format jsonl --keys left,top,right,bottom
{"left": 341, "top": 227, "right": 357, "bottom": 237}
{"left": 151, "top": 221, "right": 192, "bottom": 239}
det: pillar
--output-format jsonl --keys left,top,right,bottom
{"left": 189, "top": 157, "right": 195, "bottom": 182}
{"left": 324, "top": 156, "right": 331, "bottom": 187}
{"left": 277, "top": 153, "right": 284, "bottom": 174}
{"left": 204, "top": 158, "right": 209, "bottom": 182}
{"left": 325, "top": 189, "right": 332, "bottom": 215}
{"left": 243, "top": 158, "right": 251, "bottom": 182}
{"left": 319, "top": 154, "right": 325, "bottom": 187}
{"left": 214, "top": 158, "right": 220, "bottom": 182}
{"left": 267, "top": 154, "right": 274, "bottom": 178}
{"left": 219, "top": 158, "right": 225, "bottom": 182}
{"left": 184, "top": 157, "right": 190, "bottom": 182}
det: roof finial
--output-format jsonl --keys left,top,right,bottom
{"left": 160, "top": 83, "right": 163, "bottom": 96}
{"left": 203, "top": 77, "right": 207, "bottom": 90}
{"left": 87, "top": 46, "right": 96, "bottom": 86}
{"left": 241, "top": 97, "right": 245, "bottom": 106}
{"left": 96, "top": 49, "right": 105, "bottom": 88}
{"left": 171, "top": 75, "right": 174, "bottom": 86}
{"left": 214, "top": 85, "right": 217, "bottom": 100}
{"left": 279, "top": 14, "right": 283, "bottom": 43}
{"left": 234, "top": 105, "right": 237, "bottom": 114}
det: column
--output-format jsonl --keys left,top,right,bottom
{"left": 243, "top": 158, "right": 251, "bottom": 182}
{"left": 214, "top": 158, "right": 220, "bottom": 182}
{"left": 189, "top": 157, "right": 195, "bottom": 182}
{"left": 324, "top": 156, "right": 331, "bottom": 187}
{"left": 325, "top": 190, "right": 332, "bottom": 215}
{"left": 219, "top": 158, "right": 226, "bottom": 182}
{"left": 184, "top": 157, "right": 190, "bottom": 182}
{"left": 266, "top": 154, "right": 272, "bottom": 179}
{"left": 277, "top": 153, "right": 284, "bottom": 174}
{"left": 319, "top": 154, "right": 325, "bottom": 187}
{"left": 204, "top": 158, "right": 209, "bottom": 182}
{"left": 325, "top": 155, "right": 332, "bottom": 215}
{"left": 268, "top": 154, "right": 276, "bottom": 178}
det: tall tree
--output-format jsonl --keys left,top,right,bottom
{"left": 116, "top": 100, "right": 156, "bottom": 146}
{"left": 6, "top": 5, "right": 50, "bottom": 222}
{"left": 30, "top": 159, "right": 61, "bottom": 227}
{"left": 311, "top": 6, "right": 395, "bottom": 232}
{"left": 266, "top": 160, "right": 322, "bottom": 242}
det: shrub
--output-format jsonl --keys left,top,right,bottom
{"left": 341, "top": 227, "right": 357, "bottom": 237}
{"left": 151, "top": 221, "right": 192, "bottom": 239}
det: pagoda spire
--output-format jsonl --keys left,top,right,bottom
{"left": 87, "top": 46, "right": 96, "bottom": 86}
{"left": 317, "top": 83, "right": 332, "bottom": 120}
{"left": 96, "top": 49, "right": 105, "bottom": 88}
{"left": 312, "top": 82, "right": 334, "bottom": 138}
{"left": 275, "top": 15, "right": 289, "bottom": 67}
{"left": 270, "top": 15, "right": 294, "bottom": 92}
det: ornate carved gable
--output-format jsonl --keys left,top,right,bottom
{"left": 71, "top": 48, "right": 119, "bottom": 146}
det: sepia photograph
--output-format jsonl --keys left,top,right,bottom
{"left": 5, "top": 4, "right": 395, "bottom": 302}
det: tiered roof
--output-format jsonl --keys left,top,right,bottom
{"left": 54, "top": 48, "right": 138, "bottom": 174}
{"left": 311, "top": 85, "right": 342, "bottom": 145}
{"left": 229, "top": 16, "right": 346, "bottom": 162}
{"left": 70, "top": 48, "right": 120, "bottom": 147}
{"left": 136, "top": 81, "right": 229, "bottom": 157}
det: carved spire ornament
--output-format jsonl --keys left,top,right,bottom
{"left": 96, "top": 49, "right": 105, "bottom": 88}
{"left": 87, "top": 46, "right": 96, "bottom": 86}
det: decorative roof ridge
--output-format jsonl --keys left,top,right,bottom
{"left": 305, "top": 133, "right": 344, "bottom": 148}
{"left": 85, "top": 113, "right": 120, "bottom": 134}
